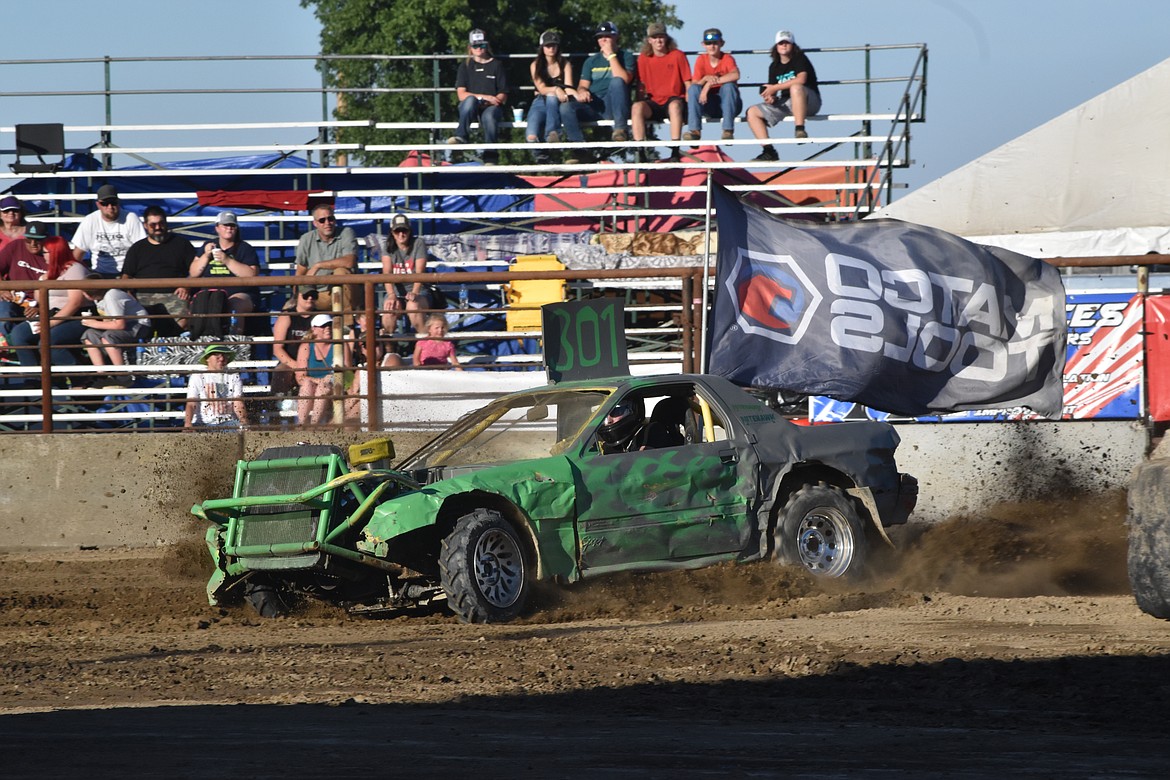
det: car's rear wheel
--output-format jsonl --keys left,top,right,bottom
{"left": 440, "top": 509, "right": 529, "bottom": 623}
{"left": 1128, "top": 461, "right": 1170, "bottom": 618}
{"left": 776, "top": 483, "right": 868, "bottom": 579}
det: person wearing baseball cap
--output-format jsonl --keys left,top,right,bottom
{"left": 632, "top": 22, "right": 691, "bottom": 162}
{"left": 746, "top": 29, "right": 822, "bottom": 160}
{"left": 557, "top": 20, "right": 635, "bottom": 157}
{"left": 70, "top": 183, "right": 146, "bottom": 276}
{"left": 185, "top": 344, "right": 248, "bottom": 430}
{"left": 684, "top": 28, "right": 743, "bottom": 143}
{"left": 188, "top": 210, "right": 262, "bottom": 337}
{"left": 376, "top": 213, "right": 434, "bottom": 335}
{"left": 0, "top": 195, "right": 27, "bottom": 251}
{"left": 0, "top": 220, "right": 53, "bottom": 339}
{"left": 525, "top": 29, "right": 577, "bottom": 163}
{"left": 296, "top": 312, "right": 351, "bottom": 425}
{"left": 449, "top": 28, "right": 510, "bottom": 165}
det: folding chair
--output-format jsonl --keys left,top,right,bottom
{"left": 10, "top": 123, "right": 66, "bottom": 174}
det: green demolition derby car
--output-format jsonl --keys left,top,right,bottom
{"left": 194, "top": 374, "right": 918, "bottom": 623}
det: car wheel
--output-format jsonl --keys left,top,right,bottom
{"left": 440, "top": 509, "right": 529, "bottom": 624}
{"left": 244, "top": 576, "right": 287, "bottom": 618}
{"left": 1128, "top": 462, "right": 1170, "bottom": 618}
{"left": 776, "top": 483, "right": 868, "bottom": 579}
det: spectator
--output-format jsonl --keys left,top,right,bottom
{"left": 0, "top": 195, "right": 27, "bottom": 250}
{"left": 121, "top": 206, "right": 195, "bottom": 332}
{"left": 184, "top": 344, "right": 248, "bottom": 430}
{"left": 632, "top": 22, "right": 691, "bottom": 162}
{"left": 296, "top": 313, "right": 352, "bottom": 425}
{"left": 6, "top": 234, "right": 89, "bottom": 375}
{"left": 746, "top": 29, "right": 822, "bottom": 161}
{"left": 413, "top": 313, "right": 463, "bottom": 370}
{"left": 78, "top": 272, "right": 151, "bottom": 370}
{"left": 448, "top": 29, "right": 509, "bottom": 165}
{"left": 526, "top": 29, "right": 576, "bottom": 162}
{"left": 188, "top": 211, "right": 262, "bottom": 337}
{"left": 270, "top": 288, "right": 317, "bottom": 400}
{"left": 683, "top": 28, "right": 742, "bottom": 142}
{"left": 294, "top": 203, "right": 357, "bottom": 313}
{"left": 344, "top": 309, "right": 393, "bottom": 421}
{"left": 379, "top": 213, "right": 434, "bottom": 335}
{"left": 0, "top": 221, "right": 51, "bottom": 339}
{"left": 70, "top": 184, "right": 146, "bottom": 277}
{"left": 559, "top": 21, "right": 636, "bottom": 162}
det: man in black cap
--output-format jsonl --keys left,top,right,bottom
{"left": 70, "top": 183, "right": 146, "bottom": 277}
{"left": 0, "top": 221, "right": 50, "bottom": 339}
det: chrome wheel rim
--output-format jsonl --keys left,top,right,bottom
{"left": 796, "top": 509, "right": 855, "bottom": 577}
{"left": 473, "top": 528, "right": 525, "bottom": 608}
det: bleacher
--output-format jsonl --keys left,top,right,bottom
{"left": 0, "top": 45, "right": 926, "bottom": 432}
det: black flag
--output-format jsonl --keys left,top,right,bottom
{"left": 708, "top": 186, "right": 1066, "bottom": 418}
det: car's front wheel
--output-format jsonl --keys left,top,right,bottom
{"left": 775, "top": 483, "right": 868, "bottom": 579}
{"left": 440, "top": 509, "right": 530, "bottom": 623}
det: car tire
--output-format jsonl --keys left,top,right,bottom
{"left": 1127, "top": 462, "right": 1170, "bottom": 619}
{"left": 440, "top": 509, "right": 530, "bottom": 624}
{"left": 244, "top": 576, "right": 287, "bottom": 618}
{"left": 776, "top": 483, "right": 868, "bottom": 579}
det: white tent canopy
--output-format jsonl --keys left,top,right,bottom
{"left": 872, "top": 57, "right": 1170, "bottom": 258}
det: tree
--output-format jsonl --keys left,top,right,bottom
{"left": 300, "top": 0, "right": 680, "bottom": 165}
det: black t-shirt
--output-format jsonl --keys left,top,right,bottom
{"left": 456, "top": 57, "right": 509, "bottom": 99}
{"left": 765, "top": 51, "right": 819, "bottom": 103}
{"left": 122, "top": 235, "right": 197, "bottom": 279}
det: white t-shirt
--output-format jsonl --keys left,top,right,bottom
{"left": 70, "top": 210, "right": 147, "bottom": 275}
{"left": 186, "top": 370, "right": 243, "bottom": 426}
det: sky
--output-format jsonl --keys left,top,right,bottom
{"left": 2, "top": 0, "right": 1167, "bottom": 200}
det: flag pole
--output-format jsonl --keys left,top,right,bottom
{"left": 700, "top": 170, "right": 713, "bottom": 373}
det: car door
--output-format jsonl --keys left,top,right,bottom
{"left": 573, "top": 387, "right": 755, "bottom": 575}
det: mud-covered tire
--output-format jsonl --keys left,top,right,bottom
{"left": 440, "top": 509, "right": 529, "bottom": 624}
{"left": 1127, "top": 462, "right": 1170, "bottom": 619}
{"left": 244, "top": 577, "right": 287, "bottom": 618}
{"left": 776, "top": 483, "right": 868, "bottom": 579}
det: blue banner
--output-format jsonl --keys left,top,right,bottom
{"left": 708, "top": 186, "right": 1067, "bottom": 418}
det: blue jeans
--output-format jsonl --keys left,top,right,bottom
{"left": 8, "top": 319, "right": 87, "bottom": 368}
{"left": 0, "top": 299, "right": 23, "bottom": 339}
{"left": 686, "top": 83, "right": 743, "bottom": 133}
{"left": 525, "top": 95, "right": 562, "bottom": 141}
{"left": 455, "top": 97, "right": 502, "bottom": 147}
{"left": 559, "top": 79, "right": 631, "bottom": 142}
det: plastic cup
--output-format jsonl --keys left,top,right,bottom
{"left": 512, "top": 108, "right": 523, "bottom": 123}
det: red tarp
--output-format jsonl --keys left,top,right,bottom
{"left": 195, "top": 190, "right": 322, "bottom": 211}
{"left": 1146, "top": 294, "right": 1170, "bottom": 420}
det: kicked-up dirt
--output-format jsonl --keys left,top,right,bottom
{"left": 1, "top": 489, "right": 1169, "bottom": 777}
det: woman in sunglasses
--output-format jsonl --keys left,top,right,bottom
{"left": 449, "top": 28, "right": 510, "bottom": 165}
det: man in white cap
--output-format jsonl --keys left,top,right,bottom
{"left": 70, "top": 184, "right": 146, "bottom": 277}
{"left": 188, "top": 211, "right": 263, "bottom": 335}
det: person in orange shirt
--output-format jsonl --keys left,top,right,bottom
{"left": 684, "top": 28, "right": 742, "bottom": 142}
{"left": 631, "top": 22, "right": 691, "bottom": 162}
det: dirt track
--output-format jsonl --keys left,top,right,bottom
{"left": 3, "top": 490, "right": 1170, "bottom": 777}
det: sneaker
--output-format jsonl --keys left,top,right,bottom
{"left": 721, "top": 129, "right": 735, "bottom": 140}
{"left": 446, "top": 136, "right": 466, "bottom": 145}
{"left": 611, "top": 129, "right": 629, "bottom": 142}
{"left": 682, "top": 130, "right": 700, "bottom": 142}
{"left": 545, "top": 130, "right": 560, "bottom": 144}
{"left": 794, "top": 128, "right": 809, "bottom": 140}
{"left": 752, "top": 146, "right": 779, "bottom": 162}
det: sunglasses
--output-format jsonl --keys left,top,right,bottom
{"left": 315, "top": 215, "right": 337, "bottom": 224}
{"left": 777, "top": 40, "right": 793, "bottom": 45}
{"left": 704, "top": 39, "right": 722, "bottom": 44}
{"left": 471, "top": 43, "right": 487, "bottom": 49}
{"left": 300, "top": 291, "right": 319, "bottom": 300}
{"left": 98, "top": 199, "right": 119, "bottom": 206}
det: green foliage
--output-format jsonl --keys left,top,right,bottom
{"left": 300, "top": 0, "right": 679, "bottom": 165}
